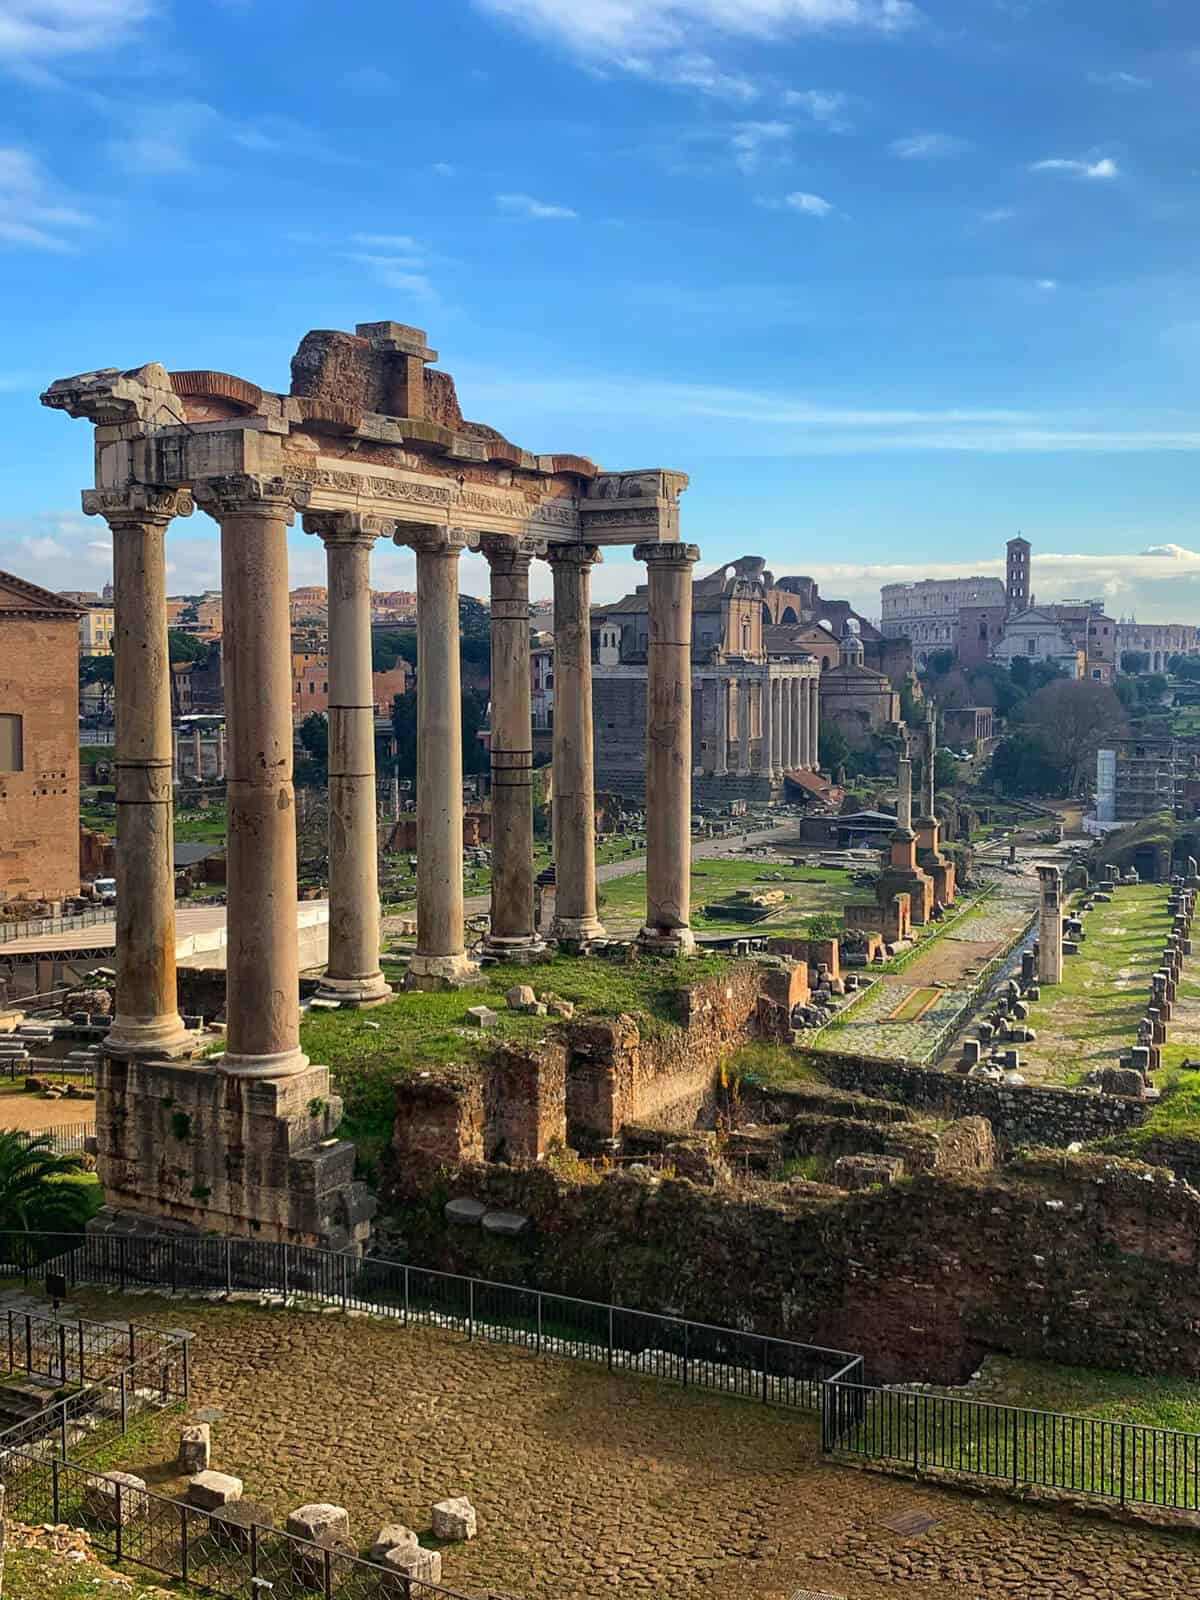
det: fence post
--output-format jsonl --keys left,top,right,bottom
{"left": 77, "top": 1321, "right": 85, "bottom": 1386}
{"left": 682, "top": 1323, "right": 690, "bottom": 1389}
{"left": 403, "top": 1265, "right": 410, "bottom": 1328}
{"left": 1011, "top": 1410, "right": 1019, "bottom": 1489}
{"left": 180, "top": 1504, "right": 189, "bottom": 1583}
{"left": 59, "top": 1399, "right": 68, "bottom": 1458}
{"left": 761, "top": 1339, "right": 769, "bottom": 1405}
{"left": 24, "top": 1313, "right": 31, "bottom": 1376}
{"left": 7, "top": 1308, "right": 12, "bottom": 1375}
{"left": 119, "top": 1235, "right": 127, "bottom": 1295}
{"left": 283, "top": 1241, "right": 290, "bottom": 1300}
{"left": 536, "top": 1292, "right": 542, "bottom": 1355}
{"left": 52, "top": 1458, "right": 61, "bottom": 1523}
{"left": 182, "top": 1334, "right": 190, "bottom": 1400}
{"left": 608, "top": 1306, "right": 614, "bottom": 1372}
{"left": 115, "top": 1484, "right": 123, "bottom": 1562}
{"left": 128, "top": 1324, "right": 136, "bottom": 1366}
{"left": 170, "top": 1237, "right": 177, "bottom": 1295}
{"left": 250, "top": 1522, "right": 258, "bottom": 1580}
{"left": 120, "top": 1370, "right": 127, "bottom": 1433}
{"left": 324, "top": 1544, "right": 333, "bottom": 1600}
{"left": 913, "top": 1395, "right": 921, "bottom": 1476}
{"left": 1121, "top": 1425, "right": 1128, "bottom": 1506}
{"left": 225, "top": 1237, "right": 232, "bottom": 1298}
{"left": 468, "top": 1278, "right": 474, "bottom": 1341}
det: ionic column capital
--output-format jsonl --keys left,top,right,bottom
{"left": 302, "top": 509, "right": 392, "bottom": 547}
{"left": 193, "top": 474, "right": 311, "bottom": 520}
{"left": 633, "top": 541, "right": 700, "bottom": 567}
{"left": 402, "top": 523, "right": 468, "bottom": 556}
{"left": 82, "top": 486, "right": 194, "bottom": 527}
{"left": 545, "top": 542, "right": 602, "bottom": 570}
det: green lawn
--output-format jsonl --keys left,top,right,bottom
{"left": 1018, "top": 884, "right": 1172, "bottom": 1085}
{"left": 301, "top": 951, "right": 732, "bottom": 1162}
{"left": 597, "top": 860, "right": 858, "bottom": 937}
{"left": 3, "top": 1548, "right": 193, "bottom": 1600}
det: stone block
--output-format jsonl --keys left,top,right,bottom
{"left": 382, "top": 1544, "right": 443, "bottom": 1585}
{"left": 833, "top": 1154, "right": 905, "bottom": 1191}
{"left": 431, "top": 1496, "right": 477, "bottom": 1541}
{"left": 187, "top": 1471, "right": 243, "bottom": 1510}
{"left": 209, "top": 1500, "right": 272, "bottom": 1553}
{"left": 481, "top": 1209, "right": 529, "bottom": 1236}
{"left": 1100, "top": 1066, "right": 1147, "bottom": 1100}
{"left": 286, "top": 1503, "right": 351, "bottom": 1544}
{"left": 293, "top": 1527, "right": 357, "bottom": 1591}
{"left": 465, "top": 1005, "right": 498, "bottom": 1028}
{"left": 445, "top": 1196, "right": 487, "bottom": 1225}
{"left": 369, "top": 1524, "right": 420, "bottom": 1562}
{"left": 83, "top": 1471, "right": 149, "bottom": 1525}
{"left": 505, "top": 984, "right": 536, "bottom": 1010}
{"left": 545, "top": 997, "right": 575, "bottom": 1019}
{"left": 178, "top": 1422, "right": 211, "bottom": 1474}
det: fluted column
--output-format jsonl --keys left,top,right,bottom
{"left": 714, "top": 677, "right": 729, "bottom": 775}
{"left": 636, "top": 542, "right": 699, "bottom": 953}
{"left": 736, "top": 675, "right": 751, "bottom": 775}
{"left": 763, "top": 674, "right": 775, "bottom": 778}
{"left": 483, "top": 536, "right": 543, "bottom": 959}
{"left": 404, "top": 525, "right": 476, "bottom": 986}
{"left": 808, "top": 677, "right": 820, "bottom": 769}
{"left": 192, "top": 727, "right": 203, "bottom": 782}
{"left": 547, "top": 545, "right": 605, "bottom": 945}
{"left": 305, "top": 511, "right": 391, "bottom": 1005}
{"left": 194, "top": 474, "right": 310, "bottom": 1076}
{"left": 83, "top": 486, "right": 192, "bottom": 1059}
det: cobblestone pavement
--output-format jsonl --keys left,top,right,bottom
{"left": 53, "top": 1291, "right": 1200, "bottom": 1600}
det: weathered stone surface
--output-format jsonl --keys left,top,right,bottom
{"left": 382, "top": 1544, "right": 442, "bottom": 1584}
{"left": 178, "top": 1422, "right": 211, "bottom": 1474}
{"left": 1100, "top": 1066, "right": 1148, "bottom": 1100}
{"left": 431, "top": 1496, "right": 477, "bottom": 1541}
{"left": 187, "top": 1471, "right": 243, "bottom": 1510}
{"left": 369, "top": 1524, "right": 419, "bottom": 1562}
{"left": 445, "top": 1196, "right": 487, "bottom": 1225}
{"left": 465, "top": 1005, "right": 499, "bottom": 1028}
{"left": 286, "top": 1503, "right": 350, "bottom": 1543}
{"left": 481, "top": 1209, "right": 529, "bottom": 1236}
{"left": 833, "top": 1154, "right": 905, "bottom": 1190}
{"left": 209, "top": 1499, "right": 272, "bottom": 1552}
{"left": 505, "top": 984, "right": 536, "bottom": 1011}
{"left": 83, "top": 1472, "right": 149, "bottom": 1525}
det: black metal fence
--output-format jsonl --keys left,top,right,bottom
{"left": 0, "top": 1230, "right": 857, "bottom": 1413}
{"left": 822, "top": 1379, "right": 1200, "bottom": 1513}
{"left": 12, "top": 1123, "right": 95, "bottom": 1155}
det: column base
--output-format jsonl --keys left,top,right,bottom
{"left": 550, "top": 915, "right": 607, "bottom": 950}
{"left": 404, "top": 952, "right": 480, "bottom": 991}
{"left": 637, "top": 926, "right": 697, "bottom": 955}
{"left": 482, "top": 934, "right": 548, "bottom": 964}
{"left": 105, "top": 1013, "right": 196, "bottom": 1061}
{"left": 314, "top": 972, "right": 394, "bottom": 1008}
{"left": 215, "top": 1047, "right": 311, "bottom": 1080}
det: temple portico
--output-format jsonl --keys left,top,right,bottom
{"left": 41, "top": 320, "right": 695, "bottom": 1247}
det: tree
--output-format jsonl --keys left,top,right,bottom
{"left": 79, "top": 654, "right": 115, "bottom": 718}
{"left": 296, "top": 712, "right": 329, "bottom": 786}
{"left": 372, "top": 630, "right": 417, "bottom": 673}
{"left": 462, "top": 687, "right": 490, "bottom": 775}
{"left": 934, "top": 749, "right": 958, "bottom": 790}
{"left": 1019, "top": 679, "right": 1127, "bottom": 794}
{"left": 167, "top": 629, "right": 207, "bottom": 663}
{"left": 1121, "top": 650, "right": 1149, "bottom": 676}
{"left": 1173, "top": 656, "right": 1200, "bottom": 683}
{"left": 0, "top": 1132, "right": 93, "bottom": 1234}
{"left": 391, "top": 693, "right": 418, "bottom": 779}
{"left": 989, "top": 731, "right": 1068, "bottom": 797}
{"left": 818, "top": 721, "right": 850, "bottom": 774}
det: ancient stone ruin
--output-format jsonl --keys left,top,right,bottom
{"left": 40, "top": 320, "right": 700, "bottom": 1247}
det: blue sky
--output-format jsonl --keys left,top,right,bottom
{"left": 1, "top": 0, "right": 1199, "bottom": 618}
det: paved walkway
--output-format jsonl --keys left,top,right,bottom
{"left": 2, "top": 902, "right": 328, "bottom": 960}
{"left": 45, "top": 1289, "right": 1200, "bottom": 1600}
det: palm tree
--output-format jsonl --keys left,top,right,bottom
{"left": 0, "top": 1132, "right": 94, "bottom": 1236}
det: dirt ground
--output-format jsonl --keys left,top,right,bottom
{"left": 49, "top": 1289, "right": 1200, "bottom": 1600}
{"left": 0, "top": 1088, "right": 94, "bottom": 1131}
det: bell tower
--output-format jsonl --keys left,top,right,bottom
{"left": 1006, "top": 535, "right": 1031, "bottom": 615}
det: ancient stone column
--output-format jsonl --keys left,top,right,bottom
{"left": 808, "top": 677, "right": 820, "bottom": 769}
{"left": 83, "top": 487, "right": 192, "bottom": 1059}
{"left": 1038, "top": 865, "right": 1064, "bottom": 985}
{"left": 794, "top": 679, "right": 806, "bottom": 769}
{"left": 736, "top": 676, "right": 751, "bottom": 775}
{"left": 404, "top": 526, "right": 476, "bottom": 986}
{"left": 195, "top": 475, "right": 310, "bottom": 1076}
{"left": 192, "top": 726, "right": 203, "bottom": 782}
{"left": 305, "top": 512, "right": 392, "bottom": 1005}
{"left": 714, "top": 677, "right": 729, "bottom": 776}
{"left": 547, "top": 545, "right": 605, "bottom": 944}
{"left": 923, "top": 705, "right": 937, "bottom": 818}
{"left": 897, "top": 754, "right": 914, "bottom": 832}
{"left": 216, "top": 724, "right": 226, "bottom": 781}
{"left": 778, "top": 678, "right": 791, "bottom": 772}
{"left": 636, "top": 542, "right": 700, "bottom": 952}
{"left": 763, "top": 675, "right": 776, "bottom": 778}
{"left": 482, "top": 536, "right": 543, "bottom": 960}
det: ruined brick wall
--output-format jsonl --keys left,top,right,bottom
{"left": 485, "top": 1042, "right": 567, "bottom": 1163}
{"left": 0, "top": 610, "right": 79, "bottom": 902}
{"left": 808, "top": 1050, "right": 1148, "bottom": 1149}
{"left": 412, "top": 1152, "right": 1200, "bottom": 1386}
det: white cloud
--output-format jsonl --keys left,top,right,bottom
{"left": 783, "top": 189, "right": 833, "bottom": 216}
{"left": 624, "top": 49, "right": 760, "bottom": 100}
{"left": 1089, "top": 70, "right": 1150, "bottom": 90}
{"left": 731, "top": 119, "right": 791, "bottom": 173}
{"left": 0, "top": 0, "right": 151, "bottom": 60}
{"left": 976, "top": 206, "right": 1017, "bottom": 224}
{"left": 22, "top": 534, "right": 67, "bottom": 561}
{"left": 431, "top": 161, "right": 458, "bottom": 177}
{"left": 782, "top": 88, "right": 850, "bottom": 130}
{"left": 351, "top": 233, "right": 424, "bottom": 253}
{"left": 1036, "top": 278, "right": 1058, "bottom": 291}
{"left": 891, "top": 132, "right": 965, "bottom": 159}
{"left": 496, "top": 192, "right": 578, "bottom": 219}
{"left": 1031, "top": 156, "right": 1119, "bottom": 180}
{"left": 101, "top": 99, "right": 353, "bottom": 177}
{"left": 0, "top": 144, "right": 91, "bottom": 249}
{"left": 340, "top": 253, "right": 435, "bottom": 297}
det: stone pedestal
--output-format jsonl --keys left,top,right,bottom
{"left": 483, "top": 538, "right": 544, "bottom": 961}
{"left": 83, "top": 488, "right": 193, "bottom": 1060}
{"left": 636, "top": 542, "right": 699, "bottom": 954}
{"left": 1038, "top": 865, "right": 1064, "bottom": 985}
{"left": 547, "top": 547, "right": 605, "bottom": 946}
{"left": 307, "top": 514, "right": 391, "bottom": 1006}
{"left": 405, "top": 527, "right": 477, "bottom": 988}
{"left": 91, "top": 1053, "right": 374, "bottom": 1250}
{"left": 877, "top": 757, "right": 934, "bottom": 925}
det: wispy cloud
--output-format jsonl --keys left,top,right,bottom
{"left": 0, "top": 0, "right": 152, "bottom": 61}
{"left": 0, "top": 144, "right": 91, "bottom": 250}
{"left": 976, "top": 206, "right": 1017, "bottom": 224}
{"left": 891, "top": 132, "right": 966, "bottom": 159}
{"left": 1089, "top": 69, "right": 1150, "bottom": 91}
{"left": 473, "top": 0, "right": 919, "bottom": 100}
{"left": 730, "top": 119, "right": 791, "bottom": 174}
{"left": 101, "top": 98, "right": 356, "bottom": 175}
{"left": 783, "top": 190, "right": 834, "bottom": 217}
{"left": 782, "top": 88, "right": 851, "bottom": 131}
{"left": 431, "top": 161, "right": 458, "bottom": 177}
{"left": 352, "top": 233, "right": 423, "bottom": 252}
{"left": 496, "top": 192, "right": 578, "bottom": 219}
{"left": 1031, "top": 156, "right": 1119, "bottom": 180}
{"left": 1036, "top": 278, "right": 1058, "bottom": 292}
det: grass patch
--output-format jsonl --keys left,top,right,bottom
{"left": 886, "top": 987, "right": 940, "bottom": 1023}
{"left": 962, "top": 1354, "right": 1200, "bottom": 1435}
{"left": 727, "top": 1041, "right": 829, "bottom": 1088}
{"left": 598, "top": 859, "right": 858, "bottom": 936}
{"left": 4, "top": 1548, "right": 195, "bottom": 1600}
{"left": 301, "top": 951, "right": 733, "bottom": 1154}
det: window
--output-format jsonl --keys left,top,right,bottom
{"left": 1092, "top": 669, "right": 1101, "bottom": 681}
{"left": 0, "top": 713, "right": 22, "bottom": 772}
{"left": 1026, "top": 638, "right": 1037, "bottom": 655}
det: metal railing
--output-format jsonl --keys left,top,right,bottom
{"left": 0, "top": 1230, "right": 857, "bottom": 1414}
{"left": 10, "top": 1124, "right": 95, "bottom": 1155}
{"left": 0, "top": 907, "right": 112, "bottom": 945}
{"left": 822, "top": 1379, "right": 1200, "bottom": 1513}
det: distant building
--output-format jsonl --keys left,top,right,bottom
{"left": 292, "top": 649, "right": 410, "bottom": 720}
{"left": 956, "top": 601, "right": 1008, "bottom": 669}
{"left": 881, "top": 576, "right": 1006, "bottom": 667}
{"left": 1115, "top": 621, "right": 1200, "bottom": 674}
{"left": 991, "top": 608, "right": 1082, "bottom": 678}
{"left": 0, "top": 571, "right": 82, "bottom": 903}
{"left": 531, "top": 634, "right": 553, "bottom": 757}
{"left": 941, "top": 706, "right": 995, "bottom": 755}
{"left": 819, "top": 621, "right": 901, "bottom": 741}
{"left": 1049, "top": 601, "right": 1116, "bottom": 685}
{"left": 1005, "top": 536, "right": 1031, "bottom": 613}
{"left": 78, "top": 601, "right": 115, "bottom": 656}
{"left": 1096, "top": 739, "right": 1181, "bottom": 825}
